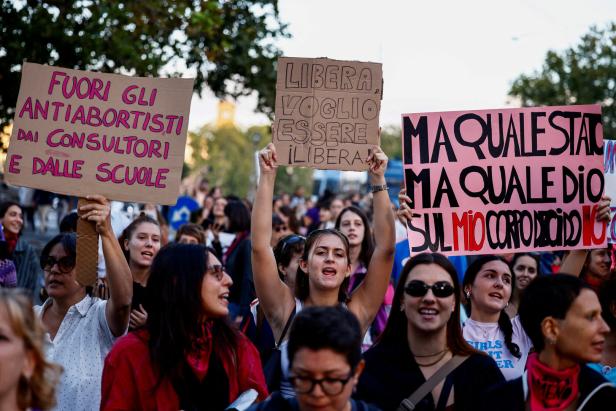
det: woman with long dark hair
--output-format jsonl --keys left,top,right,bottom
{"left": 356, "top": 253, "right": 503, "bottom": 410}
{"left": 481, "top": 274, "right": 616, "bottom": 410}
{"left": 505, "top": 253, "right": 541, "bottom": 318}
{"left": 462, "top": 255, "right": 533, "bottom": 380}
{"left": 101, "top": 243, "right": 268, "bottom": 410}
{"left": 117, "top": 214, "right": 161, "bottom": 330}
{"left": 0, "top": 202, "right": 41, "bottom": 300}
{"left": 252, "top": 143, "right": 395, "bottom": 397}
{"left": 335, "top": 205, "right": 394, "bottom": 341}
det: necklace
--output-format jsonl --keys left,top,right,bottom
{"left": 414, "top": 350, "right": 449, "bottom": 367}
{"left": 411, "top": 349, "right": 447, "bottom": 358}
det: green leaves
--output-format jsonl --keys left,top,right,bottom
{"left": 509, "top": 23, "right": 616, "bottom": 139}
{"left": 0, "top": 0, "right": 288, "bottom": 140}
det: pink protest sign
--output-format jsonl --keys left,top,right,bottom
{"left": 402, "top": 104, "right": 606, "bottom": 256}
{"left": 604, "top": 139, "right": 616, "bottom": 243}
{"left": 4, "top": 63, "right": 194, "bottom": 205}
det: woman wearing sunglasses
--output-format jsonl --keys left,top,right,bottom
{"left": 252, "top": 143, "right": 395, "bottom": 397}
{"left": 462, "top": 255, "right": 533, "bottom": 381}
{"left": 101, "top": 243, "right": 268, "bottom": 410}
{"left": 34, "top": 195, "right": 132, "bottom": 411}
{"left": 356, "top": 253, "right": 503, "bottom": 411}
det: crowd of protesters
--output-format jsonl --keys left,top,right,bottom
{"left": 0, "top": 141, "right": 615, "bottom": 411}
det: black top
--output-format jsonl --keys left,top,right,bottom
{"left": 479, "top": 365, "right": 616, "bottom": 411}
{"left": 249, "top": 391, "right": 381, "bottom": 411}
{"left": 172, "top": 351, "right": 230, "bottom": 411}
{"left": 132, "top": 281, "right": 147, "bottom": 310}
{"left": 355, "top": 337, "right": 504, "bottom": 411}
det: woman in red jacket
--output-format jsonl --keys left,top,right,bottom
{"left": 101, "top": 243, "right": 268, "bottom": 410}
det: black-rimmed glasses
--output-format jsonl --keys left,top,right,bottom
{"left": 289, "top": 371, "right": 354, "bottom": 395}
{"left": 404, "top": 280, "right": 455, "bottom": 298}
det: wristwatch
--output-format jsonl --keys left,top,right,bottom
{"left": 370, "top": 184, "right": 388, "bottom": 193}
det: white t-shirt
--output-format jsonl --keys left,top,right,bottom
{"left": 463, "top": 315, "right": 533, "bottom": 381}
{"left": 35, "top": 296, "right": 118, "bottom": 411}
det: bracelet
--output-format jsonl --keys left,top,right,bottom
{"left": 370, "top": 184, "right": 388, "bottom": 193}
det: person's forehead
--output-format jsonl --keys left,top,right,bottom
{"left": 49, "top": 243, "right": 68, "bottom": 257}
{"left": 313, "top": 235, "right": 345, "bottom": 250}
{"left": 568, "top": 289, "right": 601, "bottom": 315}
{"left": 479, "top": 260, "right": 511, "bottom": 275}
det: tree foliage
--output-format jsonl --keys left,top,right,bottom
{"left": 0, "top": 0, "right": 288, "bottom": 132}
{"left": 509, "top": 23, "right": 616, "bottom": 138}
{"left": 187, "top": 125, "right": 312, "bottom": 199}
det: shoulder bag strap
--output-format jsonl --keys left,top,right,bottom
{"left": 397, "top": 355, "right": 469, "bottom": 411}
{"left": 275, "top": 306, "right": 297, "bottom": 348}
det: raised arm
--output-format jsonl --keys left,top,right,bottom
{"left": 79, "top": 195, "right": 132, "bottom": 337}
{"left": 251, "top": 143, "right": 295, "bottom": 337}
{"left": 349, "top": 145, "right": 396, "bottom": 332}
{"left": 560, "top": 195, "right": 612, "bottom": 276}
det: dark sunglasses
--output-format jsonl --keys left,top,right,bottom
{"left": 41, "top": 255, "right": 76, "bottom": 273}
{"left": 280, "top": 234, "right": 305, "bottom": 254}
{"left": 404, "top": 280, "right": 455, "bottom": 298}
{"left": 274, "top": 225, "right": 289, "bottom": 233}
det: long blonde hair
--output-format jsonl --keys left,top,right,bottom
{"left": 0, "top": 289, "right": 62, "bottom": 410}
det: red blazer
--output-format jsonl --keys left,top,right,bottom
{"left": 101, "top": 330, "right": 268, "bottom": 410}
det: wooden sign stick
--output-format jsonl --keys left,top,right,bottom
{"left": 76, "top": 197, "right": 99, "bottom": 286}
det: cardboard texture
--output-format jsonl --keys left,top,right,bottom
{"left": 76, "top": 198, "right": 98, "bottom": 287}
{"left": 4, "top": 62, "right": 194, "bottom": 205}
{"left": 273, "top": 57, "right": 382, "bottom": 171}
{"left": 402, "top": 104, "right": 606, "bottom": 256}
{"left": 605, "top": 140, "right": 616, "bottom": 243}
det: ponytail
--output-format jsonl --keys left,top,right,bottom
{"left": 498, "top": 310, "right": 521, "bottom": 358}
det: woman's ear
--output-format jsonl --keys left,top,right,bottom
{"left": 541, "top": 316, "right": 560, "bottom": 345}
{"left": 298, "top": 258, "right": 308, "bottom": 273}
{"left": 123, "top": 238, "right": 129, "bottom": 252}
{"left": 277, "top": 263, "right": 287, "bottom": 277}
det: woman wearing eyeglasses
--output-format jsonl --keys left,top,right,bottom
{"left": 34, "top": 195, "right": 132, "bottom": 411}
{"left": 355, "top": 253, "right": 503, "bottom": 411}
{"left": 249, "top": 306, "right": 380, "bottom": 411}
{"left": 101, "top": 243, "right": 268, "bottom": 410}
{"left": 462, "top": 255, "right": 533, "bottom": 381}
{"left": 252, "top": 143, "right": 395, "bottom": 396}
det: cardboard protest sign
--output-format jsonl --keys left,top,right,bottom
{"left": 4, "top": 62, "right": 194, "bottom": 205}
{"left": 402, "top": 104, "right": 606, "bottom": 256}
{"left": 604, "top": 139, "right": 616, "bottom": 243}
{"left": 273, "top": 57, "right": 382, "bottom": 171}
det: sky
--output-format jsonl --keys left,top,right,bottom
{"left": 187, "top": 0, "right": 616, "bottom": 131}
